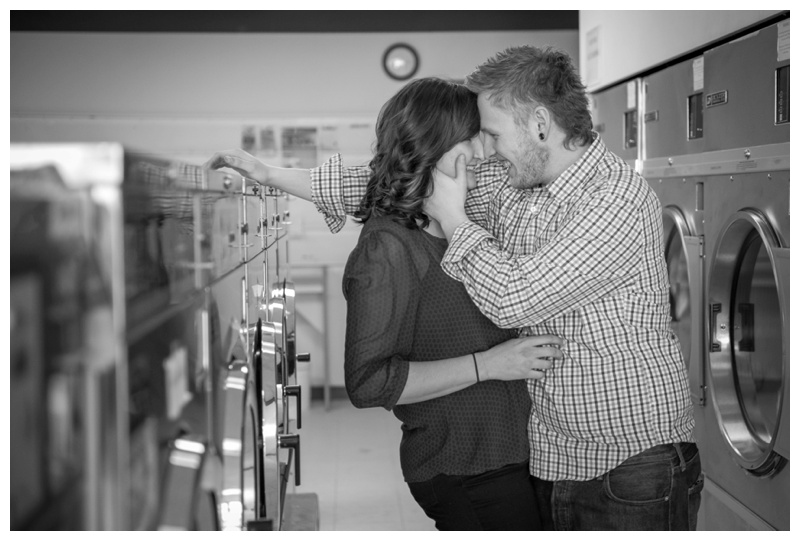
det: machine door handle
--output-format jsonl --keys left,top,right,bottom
{"left": 278, "top": 433, "right": 300, "bottom": 486}
{"left": 297, "top": 353, "right": 310, "bottom": 363}
{"left": 709, "top": 303, "right": 722, "bottom": 352}
{"left": 284, "top": 384, "right": 302, "bottom": 429}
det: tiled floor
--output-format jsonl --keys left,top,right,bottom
{"left": 295, "top": 399, "right": 437, "bottom": 531}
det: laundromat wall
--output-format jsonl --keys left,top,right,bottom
{"left": 587, "top": 12, "right": 790, "bottom": 530}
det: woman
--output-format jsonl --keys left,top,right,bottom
{"left": 205, "top": 78, "right": 562, "bottom": 530}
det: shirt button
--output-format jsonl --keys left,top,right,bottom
{"left": 530, "top": 205, "right": 538, "bottom": 213}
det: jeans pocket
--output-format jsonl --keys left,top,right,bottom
{"left": 604, "top": 460, "right": 672, "bottom": 504}
{"left": 687, "top": 471, "right": 705, "bottom": 530}
{"left": 680, "top": 442, "right": 700, "bottom": 463}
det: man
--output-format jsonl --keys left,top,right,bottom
{"left": 421, "top": 46, "right": 702, "bottom": 530}
{"left": 204, "top": 45, "right": 702, "bottom": 530}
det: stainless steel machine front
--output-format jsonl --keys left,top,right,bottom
{"left": 633, "top": 16, "right": 790, "bottom": 531}
{"left": 10, "top": 143, "right": 315, "bottom": 531}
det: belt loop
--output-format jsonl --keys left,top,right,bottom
{"left": 673, "top": 443, "right": 687, "bottom": 471}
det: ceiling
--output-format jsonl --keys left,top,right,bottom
{"left": 11, "top": 10, "right": 579, "bottom": 33}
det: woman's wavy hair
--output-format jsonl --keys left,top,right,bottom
{"left": 465, "top": 45, "right": 593, "bottom": 149}
{"left": 353, "top": 77, "right": 480, "bottom": 229}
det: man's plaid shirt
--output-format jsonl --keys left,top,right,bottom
{"left": 310, "top": 134, "right": 695, "bottom": 481}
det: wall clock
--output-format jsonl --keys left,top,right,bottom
{"left": 382, "top": 43, "right": 419, "bottom": 81}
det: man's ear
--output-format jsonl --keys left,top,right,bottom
{"left": 528, "top": 106, "right": 551, "bottom": 141}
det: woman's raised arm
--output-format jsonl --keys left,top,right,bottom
{"left": 203, "top": 148, "right": 313, "bottom": 201}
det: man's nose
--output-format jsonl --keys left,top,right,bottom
{"left": 471, "top": 136, "right": 485, "bottom": 160}
{"left": 481, "top": 134, "right": 495, "bottom": 157}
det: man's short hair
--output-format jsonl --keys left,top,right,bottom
{"left": 465, "top": 45, "right": 594, "bottom": 149}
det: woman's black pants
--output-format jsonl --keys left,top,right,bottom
{"left": 407, "top": 461, "right": 543, "bottom": 530}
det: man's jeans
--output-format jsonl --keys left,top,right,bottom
{"left": 533, "top": 442, "right": 704, "bottom": 530}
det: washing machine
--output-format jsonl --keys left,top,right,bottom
{"left": 122, "top": 155, "right": 230, "bottom": 532}
{"left": 235, "top": 182, "right": 303, "bottom": 531}
{"left": 590, "top": 77, "right": 640, "bottom": 170}
{"left": 10, "top": 165, "right": 97, "bottom": 530}
{"left": 10, "top": 145, "right": 316, "bottom": 531}
{"left": 701, "top": 170, "right": 789, "bottom": 530}
{"left": 259, "top": 294, "right": 302, "bottom": 530}
{"left": 637, "top": 16, "right": 790, "bottom": 529}
{"left": 696, "top": 19, "right": 789, "bottom": 530}
{"left": 218, "top": 316, "right": 263, "bottom": 530}
{"left": 641, "top": 55, "right": 710, "bottom": 410}
{"left": 9, "top": 145, "right": 230, "bottom": 530}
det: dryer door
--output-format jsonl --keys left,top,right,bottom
{"left": 267, "top": 297, "right": 288, "bottom": 428}
{"left": 276, "top": 280, "right": 298, "bottom": 385}
{"left": 663, "top": 205, "right": 705, "bottom": 406}
{"left": 219, "top": 357, "right": 262, "bottom": 530}
{"left": 256, "top": 319, "right": 282, "bottom": 529}
{"left": 157, "top": 433, "right": 220, "bottom": 531}
{"left": 707, "top": 209, "right": 789, "bottom": 475}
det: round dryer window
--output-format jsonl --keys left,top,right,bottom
{"left": 707, "top": 209, "right": 789, "bottom": 476}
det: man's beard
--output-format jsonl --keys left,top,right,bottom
{"left": 509, "top": 129, "right": 550, "bottom": 189}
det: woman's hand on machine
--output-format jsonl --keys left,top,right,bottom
{"left": 476, "top": 334, "right": 563, "bottom": 381}
{"left": 203, "top": 148, "right": 271, "bottom": 186}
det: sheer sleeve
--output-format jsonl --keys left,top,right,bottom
{"left": 342, "top": 229, "right": 417, "bottom": 409}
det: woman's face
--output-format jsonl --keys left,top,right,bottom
{"left": 436, "top": 135, "right": 484, "bottom": 189}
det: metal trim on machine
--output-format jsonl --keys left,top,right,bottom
{"left": 771, "top": 247, "right": 790, "bottom": 460}
{"left": 662, "top": 205, "right": 706, "bottom": 406}
{"left": 642, "top": 142, "right": 790, "bottom": 179}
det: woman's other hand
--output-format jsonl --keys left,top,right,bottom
{"left": 478, "top": 334, "right": 563, "bottom": 381}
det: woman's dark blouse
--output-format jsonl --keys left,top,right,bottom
{"left": 342, "top": 215, "right": 531, "bottom": 483}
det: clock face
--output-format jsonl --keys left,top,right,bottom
{"left": 383, "top": 43, "right": 419, "bottom": 81}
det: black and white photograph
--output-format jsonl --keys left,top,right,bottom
{"left": 7, "top": 7, "right": 792, "bottom": 533}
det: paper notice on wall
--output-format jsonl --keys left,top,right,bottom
{"left": 319, "top": 124, "right": 374, "bottom": 153}
{"left": 585, "top": 27, "right": 600, "bottom": 86}
{"left": 777, "top": 20, "right": 790, "bottom": 62}
{"left": 692, "top": 57, "right": 704, "bottom": 92}
{"left": 241, "top": 125, "right": 256, "bottom": 153}
{"left": 282, "top": 126, "right": 318, "bottom": 169}
{"left": 257, "top": 126, "right": 278, "bottom": 159}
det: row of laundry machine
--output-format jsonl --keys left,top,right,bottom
{"left": 590, "top": 14, "right": 790, "bottom": 530}
{"left": 10, "top": 143, "right": 314, "bottom": 530}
